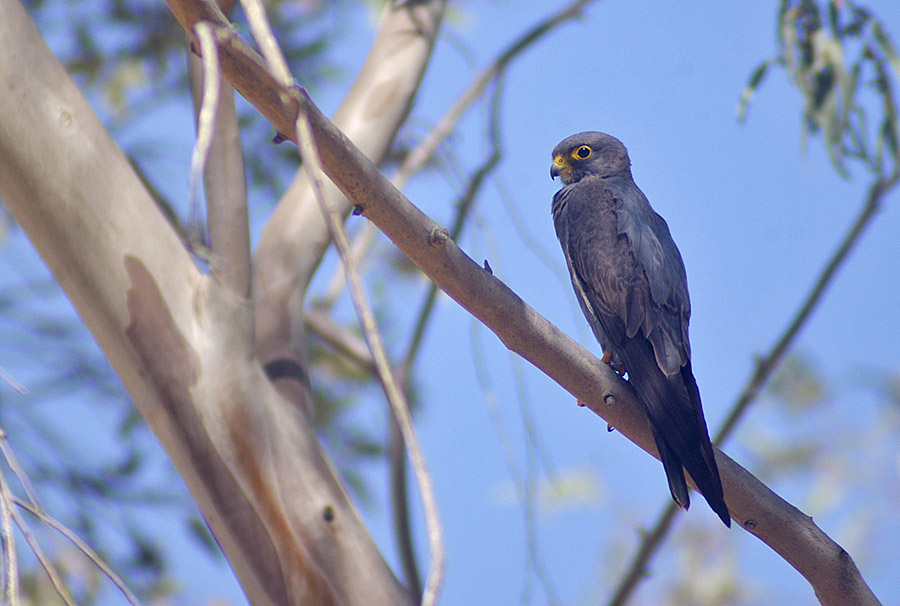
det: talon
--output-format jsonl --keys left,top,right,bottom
{"left": 601, "top": 351, "right": 625, "bottom": 375}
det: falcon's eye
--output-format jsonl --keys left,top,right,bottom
{"left": 572, "top": 145, "right": 592, "bottom": 160}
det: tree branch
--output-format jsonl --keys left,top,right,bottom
{"left": 249, "top": 0, "right": 446, "bottom": 415}
{"left": 0, "top": 1, "right": 413, "bottom": 604}
{"left": 295, "top": 110, "right": 445, "bottom": 605}
{"left": 5, "top": 0, "right": 888, "bottom": 602}
{"left": 292, "top": 84, "right": 881, "bottom": 606}
{"left": 188, "top": 14, "right": 252, "bottom": 300}
{"left": 607, "top": 151, "right": 900, "bottom": 606}
{"left": 150, "top": 13, "right": 882, "bottom": 596}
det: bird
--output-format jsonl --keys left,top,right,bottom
{"left": 550, "top": 131, "right": 730, "bottom": 527}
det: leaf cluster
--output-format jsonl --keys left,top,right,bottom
{"left": 740, "top": 0, "right": 900, "bottom": 178}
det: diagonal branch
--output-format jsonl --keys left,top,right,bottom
{"left": 250, "top": 0, "right": 446, "bottom": 414}
{"left": 606, "top": 168, "right": 900, "bottom": 606}
{"left": 387, "top": 76, "right": 506, "bottom": 598}
{"left": 188, "top": 19, "right": 252, "bottom": 299}
{"left": 157, "top": 6, "right": 880, "bottom": 600}
{"left": 298, "top": 79, "right": 882, "bottom": 605}
{"left": 307, "top": 0, "right": 598, "bottom": 306}
{"left": 295, "top": 108, "right": 445, "bottom": 606}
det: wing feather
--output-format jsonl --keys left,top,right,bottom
{"left": 556, "top": 176, "right": 691, "bottom": 377}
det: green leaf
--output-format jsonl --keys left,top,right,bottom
{"left": 738, "top": 59, "right": 772, "bottom": 122}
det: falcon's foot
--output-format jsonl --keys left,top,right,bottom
{"left": 601, "top": 351, "right": 626, "bottom": 375}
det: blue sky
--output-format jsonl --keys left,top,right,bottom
{"left": 3, "top": 1, "right": 900, "bottom": 604}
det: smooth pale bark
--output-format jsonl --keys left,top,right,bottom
{"left": 160, "top": 5, "right": 879, "bottom": 602}
{"left": 0, "top": 0, "right": 882, "bottom": 603}
{"left": 251, "top": 0, "right": 446, "bottom": 414}
{"left": 0, "top": 1, "right": 412, "bottom": 604}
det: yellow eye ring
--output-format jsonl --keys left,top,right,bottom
{"left": 571, "top": 145, "right": 592, "bottom": 160}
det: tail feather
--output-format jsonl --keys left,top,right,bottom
{"left": 648, "top": 422, "right": 690, "bottom": 509}
{"left": 620, "top": 340, "right": 731, "bottom": 527}
{"left": 680, "top": 363, "right": 730, "bottom": 526}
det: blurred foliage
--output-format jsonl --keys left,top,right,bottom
{"left": 23, "top": 0, "right": 345, "bottom": 202}
{"left": 752, "top": 352, "right": 900, "bottom": 518}
{"left": 768, "top": 352, "right": 828, "bottom": 412}
{"left": 6, "top": 0, "right": 895, "bottom": 604}
{"left": 2, "top": 0, "right": 391, "bottom": 602}
{"left": 631, "top": 352, "right": 900, "bottom": 604}
{"left": 740, "top": 0, "right": 900, "bottom": 178}
{"left": 0, "top": 274, "right": 187, "bottom": 602}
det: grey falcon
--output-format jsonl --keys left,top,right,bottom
{"left": 550, "top": 131, "right": 730, "bottom": 526}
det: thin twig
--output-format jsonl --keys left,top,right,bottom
{"left": 0, "top": 428, "right": 42, "bottom": 511}
{"left": 0, "top": 367, "right": 27, "bottom": 395}
{"left": 188, "top": 0, "right": 252, "bottom": 299}
{"left": 386, "top": 79, "right": 506, "bottom": 594}
{"left": 0, "top": 479, "right": 75, "bottom": 605}
{"left": 189, "top": 22, "right": 220, "bottom": 213}
{"left": 320, "top": 0, "right": 599, "bottom": 304}
{"left": 239, "top": 0, "right": 292, "bottom": 88}
{"left": 0, "top": 469, "right": 18, "bottom": 606}
{"left": 0, "top": 426, "right": 143, "bottom": 605}
{"left": 304, "top": 307, "right": 375, "bottom": 373}
{"left": 606, "top": 169, "right": 900, "bottom": 606}
{"left": 14, "top": 498, "right": 142, "bottom": 606}
{"left": 606, "top": 501, "right": 680, "bottom": 606}
{"left": 294, "top": 109, "right": 445, "bottom": 606}
{"left": 392, "top": 0, "right": 597, "bottom": 192}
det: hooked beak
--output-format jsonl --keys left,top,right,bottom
{"left": 550, "top": 155, "right": 570, "bottom": 180}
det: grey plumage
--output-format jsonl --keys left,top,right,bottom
{"left": 550, "top": 132, "right": 730, "bottom": 526}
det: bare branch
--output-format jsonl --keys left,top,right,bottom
{"left": 239, "top": 0, "right": 291, "bottom": 88}
{"left": 148, "top": 5, "right": 882, "bottom": 596}
{"left": 0, "top": 468, "right": 18, "bottom": 605}
{"left": 304, "top": 308, "right": 374, "bottom": 374}
{"left": 0, "top": 367, "right": 28, "bottom": 395}
{"left": 14, "top": 498, "right": 142, "bottom": 606}
{"left": 1, "top": 425, "right": 140, "bottom": 604}
{"left": 250, "top": 0, "right": 446, "bottom": 414}
{"left": 607, "top": 166, "right": 900, "bottom": 606}
{"left": 320, "top": 0, "right": 599, "bottom": 303}
{"left": 0, "top": 469, "right": 75, "bottom": 606}
{"left": 189, "top": 23, "right": 221, "bottom": 210}
{"left": 295, "top": 108, "right": 445, "bottom": 606}
{"left": 393, "top": 0, "right": 598, "bottom": 191}
{"left": 0, "top": 2, "right": 413, "bottom": 604}
{"left": 188, "top": 21, "right": 252, "bottom": 298}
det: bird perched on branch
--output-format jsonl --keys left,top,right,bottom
{"left": 550, "top": 131, "right": 730, "bottom": 526}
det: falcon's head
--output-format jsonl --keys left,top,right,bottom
{"left": 550, "top": 131, "right": 632, "bottom": 185}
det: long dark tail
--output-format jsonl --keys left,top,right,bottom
{"left": 621, "top": 341, "right": 730, "bottom": 527}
